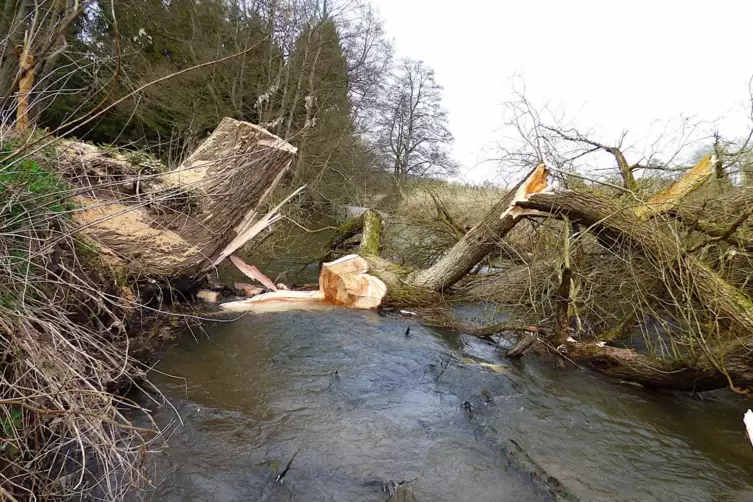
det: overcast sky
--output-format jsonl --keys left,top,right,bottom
{"left": 371, "top": 0, "right": 753, "bottom": 183}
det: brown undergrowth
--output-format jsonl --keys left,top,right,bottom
{"left": 0, "top": 133, "right": 191, "bottom": 500}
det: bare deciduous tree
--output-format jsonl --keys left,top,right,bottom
{"left": 376, "top": 59, "right": 456, "bottom": 182}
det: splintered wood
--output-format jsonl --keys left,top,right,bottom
{"left": 15, "top": 45, "right": 34, "bottom": 132}
{"left": 220, "top": 254, "right": 387, "bottom": 312}
{"left": 499, "top": 163, "right": 551, "bottom": 220}
{"left": 633, "top": 154, "right": 715, "bottom": 219}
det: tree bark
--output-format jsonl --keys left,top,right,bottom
{"left": 566, "top": 338, "right": 753, "bottom": 391}
{"left": 359, "top": 209, "right": 382, "bottom": 256}
{"left": 409, "top": 164, "right": 549, "bottom": 291}
{"left": 154, "top": 118, "right": 296, "bottom": 269}
{"left": 65, "top": 118, "right": 296, "bottom": 281}
{"left": 517, "top": 192, "right": 753, "bottom": 337}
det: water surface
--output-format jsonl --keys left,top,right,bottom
{"left": 139, "top": 308, "right": 753, "bottom": 501}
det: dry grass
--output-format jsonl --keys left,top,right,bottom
{"left": 0, "top": 132, "right": 177, "bottom": 500}
{"left": 398, "top": 182, "right": 504, "bottom": 227}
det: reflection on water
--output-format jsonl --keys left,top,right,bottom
{"left": 138, "top": 308, "right": 753, "bottom": 502}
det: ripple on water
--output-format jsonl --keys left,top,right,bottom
{"left": 136, "top": 308, "right": 753, "bottom": 502}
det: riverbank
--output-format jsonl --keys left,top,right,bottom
{"left": 0, "top": 121, "right": 297, "bottom": 499}
{"left": 3, "top": 119, "right": 753, "bottom": 500}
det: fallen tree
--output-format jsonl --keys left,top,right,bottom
{"left": 57, "top": 117, "right": 296, "bottom": 282}
{"left": 0, "top": 118, "right": 298, "bottom": 499}
{"left": 325, "top": 154, "right": 753, "bottom": 391}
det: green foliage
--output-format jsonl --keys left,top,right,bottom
{"left": 1, "top": 408, "right": 22, "bottom": 438}
{"left": 35, "top": 0, "right": 391, "bottom": 211}
{"left": 41, "top": 0, "right": 274, "bottom": 150}
{"left": 0, "top": 149, "right": 73, "bottom": 231}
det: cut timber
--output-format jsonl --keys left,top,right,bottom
{"left": 213, "top": 185, "right": 306, "bottom": 266}
{"left": 229, "top": 255, "right": 278, "bottom": 291}
{"left": 320, "top": 254, "right": 387, "bottom": 309}
{"left": 220, "top": 290, "right": 327, "bottom": 313}
{"left": 322, "top": 211, "right": 443, "bottom": 308}
{"left": 71, "top": 118, "right": 295, "bottom": 282}
{"left": 220, "top": 254, "right": 386, "bottom": 312}
{"left": 154, "top": 118, "right": 296, "bottom": 270}
{"left": 410, "top": 164, "right": 549, "bottom": 291}
{"left": 634, "top": 154, "right": 714, "bottom": 219}
{"left": 73, "top": 197, "right": 202, "bottom": 277}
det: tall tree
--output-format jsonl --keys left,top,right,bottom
{"left": 377, "top": 59, "right": 456, "bottom": 182}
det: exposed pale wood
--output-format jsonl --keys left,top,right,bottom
{"left": 154, "top": 118, "right": 296, "bottom": 270}
{"left": 229, "top": 255, "right": 278, "bottom": 291}
{"left": 634, "top": 154, "right": 714, "bottom": 219}
{"left": 196, "top": 290, "right": 221, "bottom": 303}
{"left": 320, "top": 254, "right": 387, "bottom": 309}
{"left": 220, "top": 290, "right": 327, "bottom": 313}
{"left": 213, "top": 185, "right": 305, "bottom": 267}
{"left": 15, "top": 45, "right": 33, "bottom": 132}
{"left": 71, "top": 119, "right": 295, "bottom": 282}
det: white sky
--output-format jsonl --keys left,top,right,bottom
{"left": 372, "top": 0, "right": 753, "bottom": 183}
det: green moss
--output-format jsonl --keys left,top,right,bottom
{"left": 1, "top": 407, "right": 22, "bottom": 437}
{"left": 359, "top": 210, "right": 382, "bottom": 256}
{"left": 73, "top": 237, "right": 100, "bottom": 261}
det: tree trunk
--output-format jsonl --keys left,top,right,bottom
{"left": 359, "top": 209, "right": 382, "bottom": 256}
{"left": 63, "top": 118, "right": 296, "bottom": 281}
{"left": 517, "top": 191, "right": 753, "bottom": 337}
{"left": 409, "top": 164, "right": 549, "bottom": 291}
{"left": 566, "top": 338, "right": 753, "bottom": 391}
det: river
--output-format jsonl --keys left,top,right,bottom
{"left": 134, "top": 305, "right": 753, "bottom": 501}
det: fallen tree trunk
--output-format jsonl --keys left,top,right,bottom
{"left": 320, "top": 163, "right": 753, "bottom": 390}
{"left": 324, "top": 209, "right": 445, "bottom": 308}
{"left": 409, "top": 164, "right": 549, "bottom": 291}
{"left": 565, "top": 338, "right": 753, "bottom": 391}
{"left": 506, "top": 329, "right": 539, "bottom": 358}
{"left": 66, "top": 118, "right": 295, "bottom": 282}
{"left": 517, "top": 191, "right": 753, "bottom": 337}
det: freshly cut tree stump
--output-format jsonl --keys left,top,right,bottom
{"left": 319, "top": 254, "right": 387, "bottom": 309}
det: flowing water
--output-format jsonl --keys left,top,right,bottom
{"left": 136, "top": 307, "right": 753, "bottom": 501}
